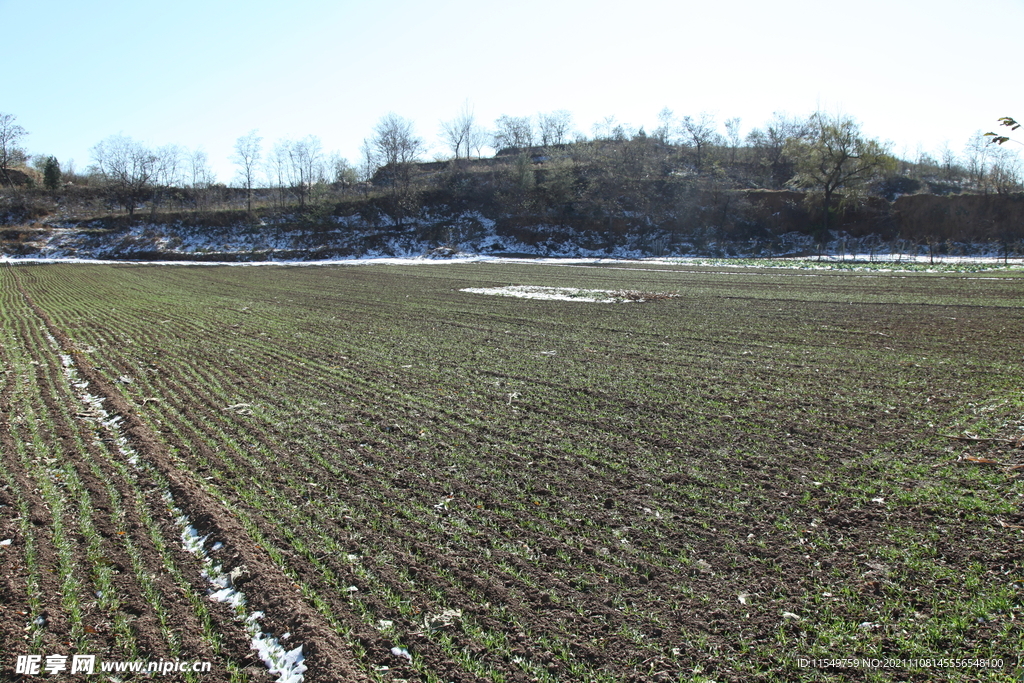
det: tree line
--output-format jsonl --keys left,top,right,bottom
{"left": 1, "top": 107, "right": 1021, "bottom": 231}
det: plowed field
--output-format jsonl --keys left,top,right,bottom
{"left": 1, "top": 261, "right": 1022, "bottom": 682}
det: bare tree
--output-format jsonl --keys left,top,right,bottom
{"left": 680, "top": 112, "right": 720, "bottom": 171}
{"left": 188, "top": 148, "right": 216, "bottom": 211}
{"left": 152, "top": 144, "right": 185, "bottom": 190}
{"left": 266, "top": 141, "right": 290, "bottom": 205}
{"left": 264, "top": 136, "right": 329, "bottom": 207}
{"left": 537, "top": 110, "right": 573, "bottom": 146}
{"left": 62, "top": 159, "right": 78, "bottom": 184}
{"left": 90, "top": 134, "right": 159, "bottom": 216}
{"left": 233, "top": 130, "right": 262, "bottom": 212}
{"left": 294, "top": 135, "right": 326, "bottom": 184}
{"left": 440, "top": 102, "right": 480, "bottom": 160}
{"left": 969, "top": 134, "right": 1022, "bottom": 194}
{"left": 592, "top": 115, "right": 628, "bottom": 141}
{"left": 493, "top": 115, "right": 534, "bottom": 150}
{"left": 654, "top": 107, "right": 675, "bottom": 144}
{"left": 468, "top": 124, "right": 489, "bottom": 158}
{"left": 147, "top": 144, "right": 185, "bottom": 212}
{"left": 0, "top": 113, "right": 28, "bottom": 186}
{"left": 369, "top": 113, "right": 424, "bottom": 226}
{"left": 370, "top": 113, "right": 424, "bottom": 170}
{"left": 724, "top": 117, "right": 742, "bottom": 163}
{"left": 746, "top": 112, "right": 809, "bottom": 188}
{"left": 989, "top": 146, "right": 1022, "bottom": 194}
{"left": 287, "top": 135, "right": 326, "bottom": 207}
{"left": 963, "top": 132, "right": 991, "bottom": 191}
{"left": 938, "top": 143, "right": 960, "bottom": 182}
{"left": 358, "top": 139, "right": 377, "bottom": 183}
{"left": 188, "top": 149, "right": 216, "bottom": 189}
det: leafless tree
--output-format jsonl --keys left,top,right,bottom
{"left": 146, "top": 144, "right": 186, "bottom": 212}
{"left": 654, "top": 107, "right": 675, "bottom": 144}
{"left": 592, "top": 115, "right": 629, "bottom": 141}
{"left": 266, "top": 141, "right": 290, "bottom": 206}
{"left": 964, "top": 132, "right": 992, "bottom": 191}
{"left": 989, "top": 147, "right": 1022, "bottom": 194}
{"left": 440, "top": 102, "right": 482, "bottom": 160}
{"left": 746, "top": 112, "right": 809, "bottom": 188}
{"left": 368, "top": 113, "right": 424, "bottom": 225}
{"left": 287, "top": 135, "right": 326, "bottom": 207}
{"left": 188, "top": 149, "right": 216, "bottom": 189}
{"left": 90, "top": 134, "right": 160, "bottom": 216}
{"left": 938, "top": 143, "right": 960, "bottom": 182}
{"left": 724, "top": 117, "right": 742, "bottom": 163}
{"left": 370, "top": 113, "right": 424, "bottom": 170}
{"left": 680, "top": 112, "right": 721, "bottom": 171}
{"left": 233, "top": 130, "right": 263, "bottom": 212}
{"left": 265, "top": 136, "right": 329, "bottom": 207}
{"left": 0, "top": 112, "right": 28, "bottom": 186}
{"left": 153, "top": 144, "right": 184, "bottom": 188}
{"left": 537, "top": 110, "right": 573, "bottom": 146}
{"left": 970, "top": 135, "right": 1022, "bottom": 194}
{"left": 187, "top": 148, "right": 217, "bottom": 211}
{"left": 358, "top": 139, "right": 377, "bottom": 183}
{"left": 468, "top": 125, "right": 489, "bottom": 158}
{"left": 493, "top": 115, "right": 534, "bottom": 150}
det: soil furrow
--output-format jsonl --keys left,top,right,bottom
{"left": 7, "top": 262, "right": 1021, "bottom": 683}
{"left": 6, "top": 266, "right": 370, "bottom": 683}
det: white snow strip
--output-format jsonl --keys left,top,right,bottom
{"left": 168, "top": 508, "right": 305, "bottom": 682}
{"left": 5, "top": 254, "right": 1020, "bottom": 281}
{"left": 247, "top": 614, "right": 307, "bottom": 683}
{"left": 461, "top": 285, "right": 648, "bottom": 303}
{"left": 47, "top": 333, "right": 306, "bottom": 683}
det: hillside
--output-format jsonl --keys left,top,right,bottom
{"left": 2, "top": 136, "right": 1024, "bottom": 261}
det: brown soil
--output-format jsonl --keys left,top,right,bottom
{"left": 2, "top": 262, "right": 1021, "bottom": 682}
{"left": 2, "top": 266, "right": 368, "bottom": 682}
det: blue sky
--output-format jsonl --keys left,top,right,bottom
{"left": 3, "top": 0, "right": 1020, "bottom": 182}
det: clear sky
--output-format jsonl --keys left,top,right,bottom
{"left": 3, "top": 0, "right": 1020, "bottom": 183}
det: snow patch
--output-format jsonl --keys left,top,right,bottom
{"left": 167, "top": 499, "right": 307, "bottom": 683}
{"left": 48, "top": 333, "right": 305, "bottom": 683}
{"left": 460, "top": 285, "right": 667, "bottom": 303}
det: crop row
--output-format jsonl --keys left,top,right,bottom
{"left": 3, "top": 261, "right": 1022, "bottom": 682}
{"left": 1, "top": 266, "right": 257, "bottom": 680}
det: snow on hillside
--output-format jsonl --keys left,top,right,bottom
{"left": 2, "top": 211, "right": 1018, "bottom": 265}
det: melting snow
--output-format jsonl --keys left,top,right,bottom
{"left": 461, "top": 285, "right": 644, "bottom": 303}
{"left": 169, "top": 503, "right": 307, "bottom": 682}
{"left": 50, "top": 333, "right": 306, "bottom": 683}
{"left": 3, "top": 252, "right": 1022, "bottom": 275}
